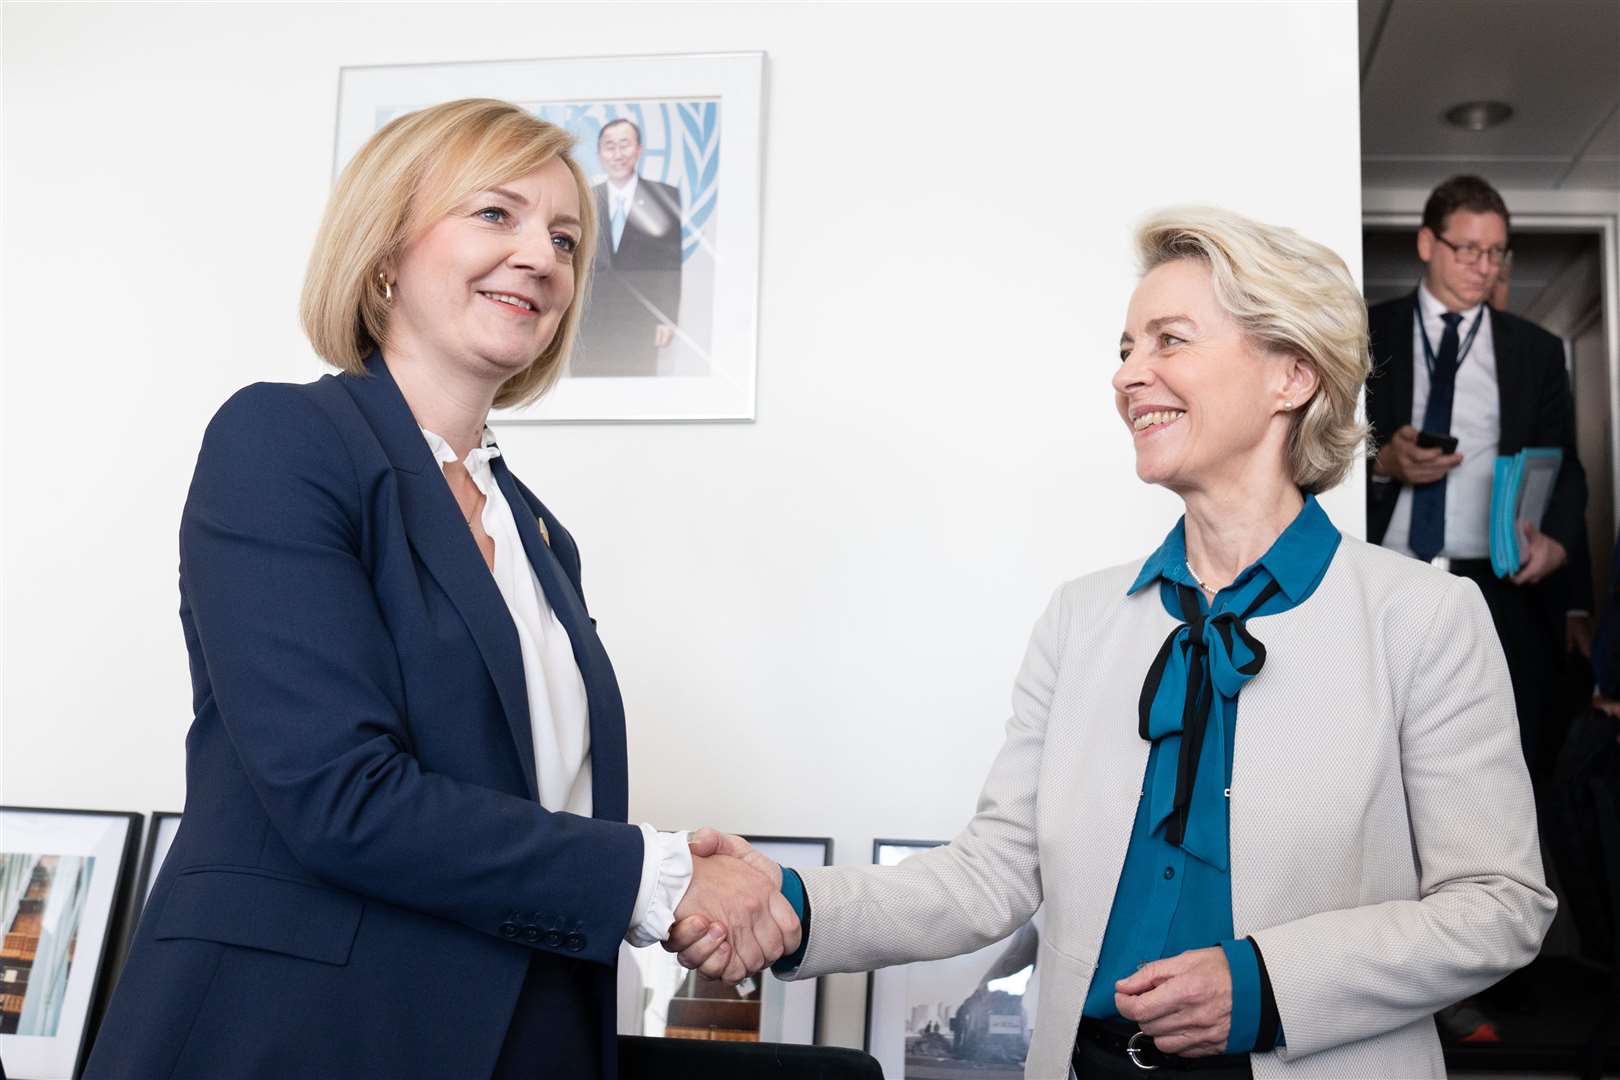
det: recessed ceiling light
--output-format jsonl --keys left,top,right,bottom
{"left": 1443, "top": 101, "right": 1514, "bottom": 131}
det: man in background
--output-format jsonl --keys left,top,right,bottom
{"left": 1364, "top": 174, "right": 1587, "bottom": 778}
{"left": 572, "top": 118, "right": 684, "bottom": 377}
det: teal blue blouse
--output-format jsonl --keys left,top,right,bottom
{"left": 1080, "top": 494, "right": 1339, "bottom": 1052}
{"left": 777, "top": 496, "right": 1339, "bottom": 1053}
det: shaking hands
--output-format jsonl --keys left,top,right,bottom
{"left": 665, "top": 828, "right": 796, "bottom": 986}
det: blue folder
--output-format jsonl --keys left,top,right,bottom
{"left": 1489, "top": 447, "right": 1563, "bottom": 578}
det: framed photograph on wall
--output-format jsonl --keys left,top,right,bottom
{"left": 620, "top": 835, "right": 831, "bottom": 1044}
{"left": 865, "top": 839, "right": 1040, "bottom": 1080}
{"left": 0, "top": 806, "right": 142, "bottom": 1080}
{"left": 135, "top": 812, "right": 181, "bottom": 907}
{"left": 333, "top": 51, "right": 765, "bottom": 422}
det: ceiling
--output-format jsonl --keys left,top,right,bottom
{"left": 1360, "top": 0, "right": 1620, "bottom": 192}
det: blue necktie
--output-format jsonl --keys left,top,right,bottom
{"left": 1409, "top": 312, "right": 1464, "bottom": 562}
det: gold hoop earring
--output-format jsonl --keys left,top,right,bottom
{"left": 378, "top": 272, "right": 393, "bottom": 303}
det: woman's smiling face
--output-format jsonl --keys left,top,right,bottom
{"left": 1114, "top": 258, "right": 1296, "bottom": 494}
{"left": 387, "top": 158, "right": 585, "bottom": 382}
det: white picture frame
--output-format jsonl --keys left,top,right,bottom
{"left": 332, "top": 51, "right": 765, "bottom": 422}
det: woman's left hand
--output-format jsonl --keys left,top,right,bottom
{"left": 1114, "top": 946, "right": 1232, "bottom": 1057}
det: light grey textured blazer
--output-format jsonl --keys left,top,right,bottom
{"left": 787, "top": 537, "right": 1554, "bottom": 1079}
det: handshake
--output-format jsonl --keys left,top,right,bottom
{"left": 663, "top": 828, "right": 798, "bottom": 986}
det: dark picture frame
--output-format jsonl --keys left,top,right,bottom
{"left": 864, "top": 839, "right": 1036, "bottom": 1080}
{"left": 619, "top": 834, "right": 831, "bottom": 1046}
{"left": 133, "top": 812, "right": 181, "bottom": 910}
{"left": 99, "top": 810, "right": 184, "bottom": 1016}
{"left": 0, "top": 806, "right": 141, "bottom": 1080}
{"left": 743, "top": 835, "right": 832, "bottom": 1046}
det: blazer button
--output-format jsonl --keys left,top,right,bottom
{"left": 499, "top": 922, "right": 518, "bottom": 938}
{"left": 543, "top": 930, "right": 563, "bottom": 948}
{"left": 564, "top": 933, "right": 586, "bottom": 952}
{"left": 523, "top": 927, "right": 540, "bottom": 942}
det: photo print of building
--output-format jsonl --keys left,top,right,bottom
{"left": 0, "top": 853, "right": 95, "bottom": 1037}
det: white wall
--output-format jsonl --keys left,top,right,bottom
{"left": 2, "top": 0, "right": 1364, "bottom": 1050}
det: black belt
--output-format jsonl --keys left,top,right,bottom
{"left": 1433, "top": 557, "right": 1493, "bottom": 578}
{"left": 1075, "top": 1017, "right": 1251, "bottom": 1072}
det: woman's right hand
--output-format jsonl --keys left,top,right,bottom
{"left": 667, "top": 830, "right": 791, "bottom": 982}
{"left": 671, "top": 839, "right": 797, "bottom": 984}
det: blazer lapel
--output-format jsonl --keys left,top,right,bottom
{"left": 1057, "top": 587, "right": 1165, "bottom": 965}
{"left": 341, "top": 355, "right": 541, "bottom": 802}
{"left": 1491, "top": 308, "right": 1532, "bottom": 453}
{"left": 630, "top": 183, "right": 679, "bottom": 243}
{"left": 628, "top": 189, "right": 657, "bottom": 242}
{"left": 594, "top": 184, "right": 616, "bottom": 266}
{"left": 1392, "top": 293, "right": 1416, "bottom": 428}
{"left": 492, "top": 460, "right": 629, "bottom": 823}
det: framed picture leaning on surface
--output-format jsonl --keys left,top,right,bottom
{"left": 0, "top": 807, "right": 142, "bottom": 1080}
{"left": 133, "top": 813, "right": 181, "bottom": 908}
{"left": 619, "top": 834, "right": 830, "bottom": 1045}
{"left": 864, "top": 839, "right": 1041, "bottom": 1080}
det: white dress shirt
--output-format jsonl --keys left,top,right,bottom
{"left": 607, "top": 174, "right": 639, "bottom": 213}
{"left": 421, "top": 427, "right": 690, "bottom": 947}
{"left": 606, "top": 174, "right": 639, "bottom": 249}
{"left": 1379, "top": 282, "right": 1500, "bottom": 560}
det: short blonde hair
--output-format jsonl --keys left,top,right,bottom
{"left": 1136, "top": 207, "right": 1370, "bottom": 493}
{"left": 300, "top": 98, "right": 596, "bottom": 409}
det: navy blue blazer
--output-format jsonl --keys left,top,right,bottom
{"left": 1364, "top": 293, "right": 1587, "bottom": 554}
{"left": 85, "top": 355, "right": 642, "bottom": 1079}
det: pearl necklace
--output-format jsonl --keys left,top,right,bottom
{"left": 1185, "top": 560, "right": 1222, "bottom": 597}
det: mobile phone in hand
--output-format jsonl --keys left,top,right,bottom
{"left": 1416, "top": 430, "right": 1459, "bottom": 455}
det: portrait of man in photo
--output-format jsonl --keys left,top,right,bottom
{"left": 572, "top": 118, "right": 685, "bottom": 377}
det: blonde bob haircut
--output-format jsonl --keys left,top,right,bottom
{"left": 300, "top": 98, "right": 597, "bottom": 410}
{"left": 1135, "top": 207, "right": 1371, "bottom": 494}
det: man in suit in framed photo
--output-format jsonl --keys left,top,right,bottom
{"left": 572, "top": 118, "right": 684, "bottom": 377}
{"left": 1364, "top": 174, "right": 1587, "bottom": 777}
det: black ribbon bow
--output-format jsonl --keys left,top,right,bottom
{"left": 1137, "top": 579, "right": 1281, "bottom": 853}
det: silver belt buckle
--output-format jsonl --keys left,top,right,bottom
{"left": 1430, "top": 556, "right": 1451, "bottom": 573}
{"left": 1126, "top": 1030, "right": 1160, "bottom": 1071}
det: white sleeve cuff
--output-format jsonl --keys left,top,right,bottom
{"left": 624, "top": 824, "right": 693, "bottom": 947}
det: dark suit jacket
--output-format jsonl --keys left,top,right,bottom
{"left": 84, "top": 355, "right": 641, "bottom": 1079}
{"left": 1365, "top": 292, "right": 1586, "bottom": 556}
{"left": 1594, "top": 525, "right": 1620, "bottom": 697}
{"left": 574, "top": 178, "right": 684, "bottom": 376}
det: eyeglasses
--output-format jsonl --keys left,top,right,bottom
{"left": 1434, "top": 234, "right": 1511, "bottom": 266}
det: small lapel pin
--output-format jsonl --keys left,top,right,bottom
{"left": 535, "top": 516, "right": 551, "bottom": 547}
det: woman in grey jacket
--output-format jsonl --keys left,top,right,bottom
{"left": 672, "top": 206, "right": 1553, "bottom": 1079}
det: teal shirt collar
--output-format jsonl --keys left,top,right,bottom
{"left": 1127, "top": 493, "right": 1340, "bottom": 604}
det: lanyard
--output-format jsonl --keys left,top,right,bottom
{"left": 1414, "top": 299, "right": 1486, "bottom": 377}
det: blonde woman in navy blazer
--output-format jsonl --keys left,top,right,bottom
{"left": 670, "top": 208, "right": 1554, "bottom": 1078}
{"left": 85, "top": 99, "right": 795, "bottom": 1080}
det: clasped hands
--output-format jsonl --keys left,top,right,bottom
{"left": 665, "top": 835, "right": 1235, "bottom": 1059}
{"left": 665, "top": 828, "right": 795, "bottom": 986}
